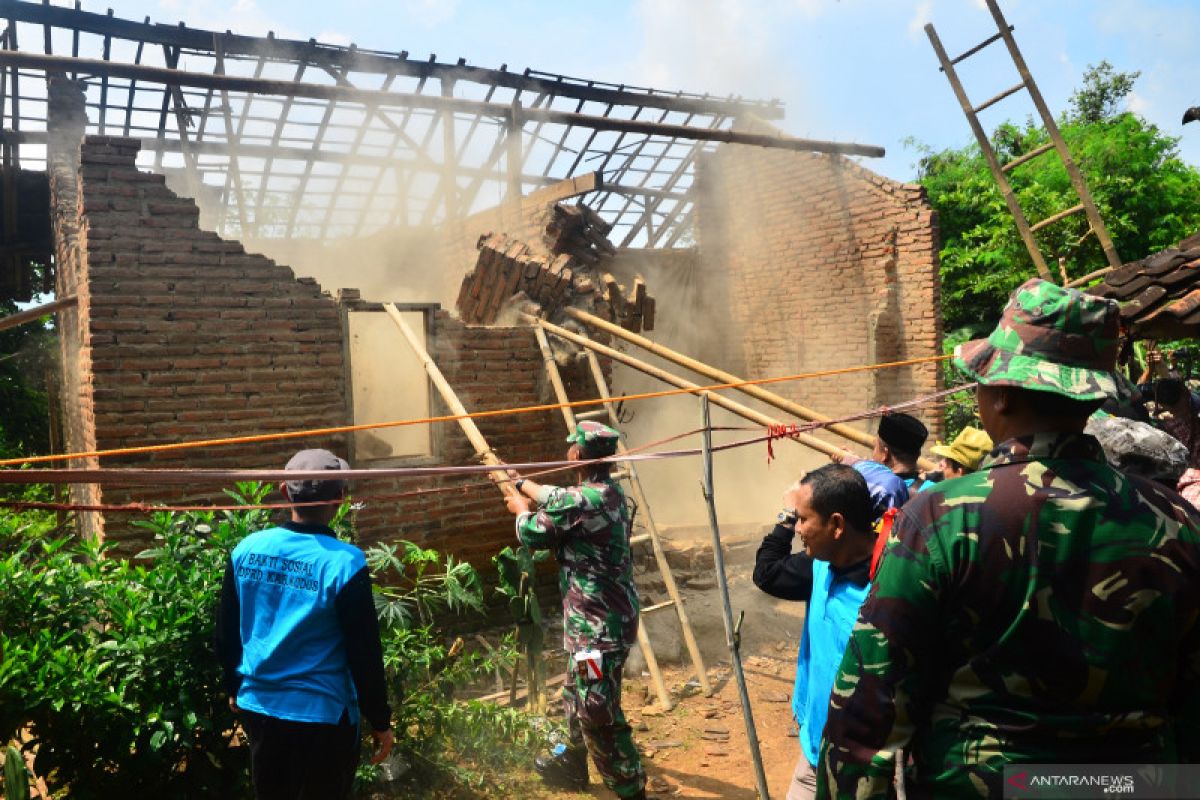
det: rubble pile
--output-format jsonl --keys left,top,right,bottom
{"left": 455, "top": 202, "right": 656, "bottom": 333}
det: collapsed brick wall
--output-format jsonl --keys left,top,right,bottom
{"left": 54, "top": 133, "right": 349, "bottom": 545}
{"left": 695, "top": 118, "right": 942, "bottom": 437}
{"left": 49, "top": 122, "right": 570, "bottom": 603}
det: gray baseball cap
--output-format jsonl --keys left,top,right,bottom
{"left": 284, "top": 448, "right": 350, "bottom": 499}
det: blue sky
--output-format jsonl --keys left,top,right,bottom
{"left": 114, "top": 0, "right": 1200, "bottom": 182}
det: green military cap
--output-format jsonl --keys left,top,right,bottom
{"left": 954, "top": 278, "right": 1122, "bottom": 401}
{"left": 566, "top": 420, "right": 621, "bottom": 457}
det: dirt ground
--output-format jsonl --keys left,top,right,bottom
{"left": 537, "top": 525, "right": 809, "bottom": 799}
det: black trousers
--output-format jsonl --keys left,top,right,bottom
{"left": 241, "top": 709, "right": 360, "bottom": 800}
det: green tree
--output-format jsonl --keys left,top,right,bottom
{"left": 0, "top": 299, "right": 55, "bottom": 460}
{"left": 914, "top": 63, "right": 1200, "bottom": 333}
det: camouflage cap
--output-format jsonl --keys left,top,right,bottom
{"left": 953, "top": 278, "right": 1121, "bottom": 400}
{"left": 566, "top": 420, "right": 621, "bottom": 457}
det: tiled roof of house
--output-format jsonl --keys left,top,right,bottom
{"left": 1088, "top": 232, "right": 1200, "bottom": 338}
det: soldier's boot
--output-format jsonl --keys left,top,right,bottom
{"left": 534, "top": 743, "right": 589, "bottom": 791}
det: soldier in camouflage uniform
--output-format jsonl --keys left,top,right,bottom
{"left": 505, "top": 421, "right": 647, "bottom": 799}
{"left": 817, "top": 279, "right": 1200, "bottom": 798}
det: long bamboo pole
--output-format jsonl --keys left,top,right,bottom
{"left": 385, "top": 304, "right": 514, "bottom": 495}
{"left": 0, "top": 294, "right": 76, "bottom": 333}
{"left": 700, "top": 393, "right": 770, "bottom": 800}
{"left": 584, "top": 349, "right": 712, "bottom": 697}
{"left": 528, "top": 315, "right": 843, "bottom": 459}
{"left": 562, "top": 307, "right": 936, "bottom": 471}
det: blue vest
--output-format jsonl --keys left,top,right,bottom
{"left": 231, "top": 526, "right": 366, "bottom": 725}
{"left": 792, "top": 560, "right": 871, "bottom": 767}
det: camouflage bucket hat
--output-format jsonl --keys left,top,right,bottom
{"left": 953, "top": 278, "right": 1122, "bottom": 401}
{"left": 566, "top": 420, "right": 621, "bottom": 457}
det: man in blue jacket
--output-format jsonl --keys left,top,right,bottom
{"left": 752, "top": 463, "right": 901, "bottom": 800}
{"left": 215, "top": 449, "right": 393, "bottom": 799}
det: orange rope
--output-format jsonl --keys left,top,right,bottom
{"left": 0, "top": 352, "right": 951, "bottom": 468}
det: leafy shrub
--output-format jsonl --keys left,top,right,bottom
{"left": 0, "top": 484, "right": 539, "bottom": 798}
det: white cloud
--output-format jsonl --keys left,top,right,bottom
{"left": 148, "top": 0, "right": 301, "bottom": 38}
{"left": 907, "top": 0, "right": 934, "bottom": 41}
{"left": 1127, "top": 89, "right": 1151, "bottom": 115}
{"left": 316, "top": 30, "right": 353, "bottom": 47}
{"left": 398, "top": 0, "right": 461, "bottom": 29}
{"left": 627, "top": 0, "right": 799, "bottom": 101}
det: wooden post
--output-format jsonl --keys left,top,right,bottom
{"left": 562, "top": 307, "right": 937, "bottom": 471}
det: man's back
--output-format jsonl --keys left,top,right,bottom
{"left": 824, "top": 431, "right": 1200, "bottom": 796}
{"left": 230, "top": 523, "right": 367, "bottom": 724}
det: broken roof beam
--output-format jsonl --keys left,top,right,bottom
{"left": 1, "top": 0, "right": 783, "bottom": 120}
{"left": 0, "top": 50, "right": 884, "bottom": 158}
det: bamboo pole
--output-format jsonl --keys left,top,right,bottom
{"left": 533, "top": 327, "right": 674, "bottom": 712}
{"left": 528, "top": 315, "right": 844, "bottom": 459}
{"left": 562, "top": 307, "right": 937, "bottom": 471}
{"left": 584, "top": 349, "right": 712, "bottom": 697}
{"left": 533, "top": 326, "right": 577, "bottom": 431}
{"left": 0, "top": 294, "right": 76, "bottom": 333}
{"left": 384, "top": 303, "right": 514, "bottom": 494}
{"left": 700, "top": 393, "right": 770, "bottom": 800}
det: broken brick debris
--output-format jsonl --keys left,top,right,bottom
{"left": 456, "top": 227, "right": 657, "bottom": 334}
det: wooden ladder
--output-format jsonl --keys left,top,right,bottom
{"left": 924, "top": 0, "right": 1121, "bottom": 285}
{"left": 534, "top": 327, "right": 711, "bottom": 711}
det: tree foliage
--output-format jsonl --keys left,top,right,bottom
{"left": 0, "top": 485, "right": 538, "bottom": 798}
{"left": 0, "top": 302, "right": 54, "bottom": 461}
{"left": 914, "top": 63, "right": 1200, "bottom": 333}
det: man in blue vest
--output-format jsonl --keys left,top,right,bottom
{"left": 752, "top": 464, "right": 890, "bottom": 800}
{"left": 215, "top": 448, "right": 394, "bottom": 799}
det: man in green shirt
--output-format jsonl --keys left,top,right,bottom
{"left": 818, "top": 279, "right": 1200, "bottom": 798}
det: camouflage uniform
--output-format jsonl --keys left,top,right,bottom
{"left": 516, "top": 422, "right": 645, "bottom": 798}
{"left": 817, "top": 280, "right": 1200, "bottom": 798}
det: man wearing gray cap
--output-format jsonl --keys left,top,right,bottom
{"left": 215, "top": 449, "right": 393, "bottom": 799}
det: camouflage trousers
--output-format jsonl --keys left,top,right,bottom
{"left": 562, "top": 649, "right": 646, "bottom": 798}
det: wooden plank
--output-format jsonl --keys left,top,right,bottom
{"left": 0, "top": 51, "right": 880, "bottom": 156}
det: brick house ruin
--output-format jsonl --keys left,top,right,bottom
{"left": 1, "top": 5, "right": 941, "bottom": 589}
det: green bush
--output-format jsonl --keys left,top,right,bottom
{"left": 0, "top": 484, "right": 538, "bottom": 797}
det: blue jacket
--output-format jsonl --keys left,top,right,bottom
{"left": 791, "top": 560, "right": 871, "bottom": 766}
{"left": 752, "top": 524, "right": 871, "bottom": 767}
{"left": 215, "top": 521, "right": 392, "bottom": 730}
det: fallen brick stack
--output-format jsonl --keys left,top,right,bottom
{"left": 456, "top": 206, "right": 656, "bottom": 332}
{"left": 544, "top": 202, "right": 618, "bottom": 264}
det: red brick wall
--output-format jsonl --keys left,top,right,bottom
{"left": 694, "top": 119, "right": 942, "bottom": 439}
{"left": 61, "top": 135, "right": 348, "bottom": 546}
{"left": 52, "top": 132, "right": 573, "bottom": 600}
{"left": 352, "top": 311, "right": 576, "bottom": 599}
